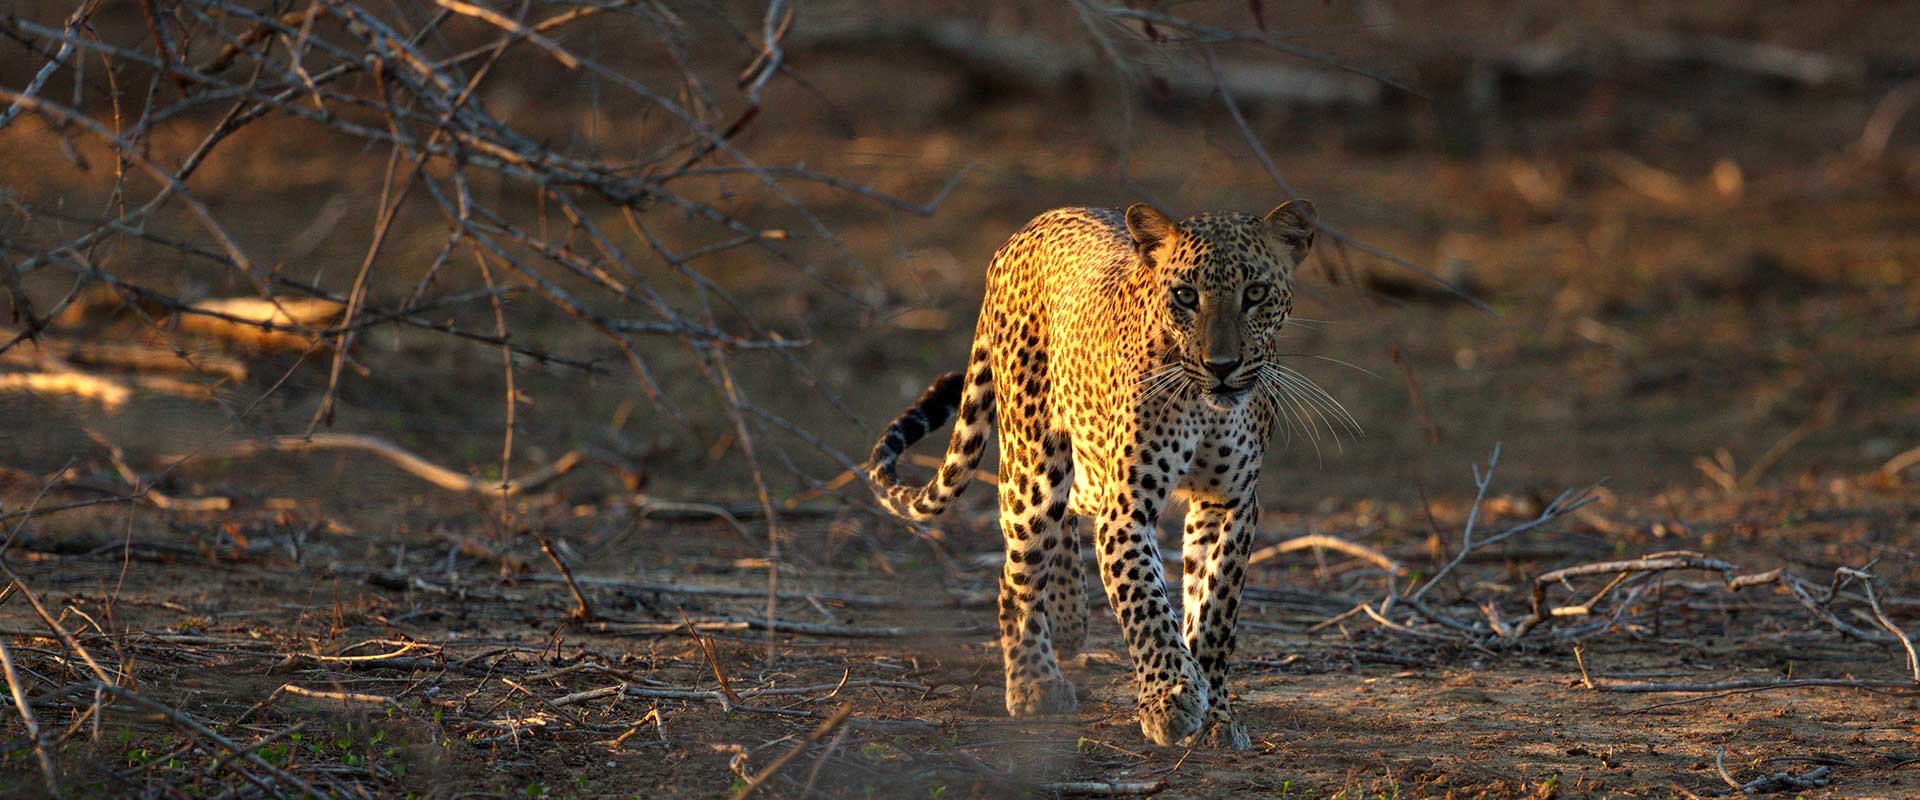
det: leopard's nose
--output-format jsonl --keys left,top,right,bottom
{"left": 1205, "top": 358, "right": 1241, "bottom": 381}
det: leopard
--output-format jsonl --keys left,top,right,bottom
{"left": 865, "top": 200, "right": 1322, "bottom": 748}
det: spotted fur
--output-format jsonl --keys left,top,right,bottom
{"left": 867, "top": 201, "right": 1318, "bottom": 748}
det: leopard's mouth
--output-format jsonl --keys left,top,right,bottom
{"left": 1205, "top": 379, "right": 1254, "bottom": 397}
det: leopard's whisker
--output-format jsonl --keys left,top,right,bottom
{"left": 1133, "top": 363, "right": 1181, "bottom": 387}
{"left": 1255, "top": 374, "right": 1294, "bottom": 446}
{"left": 1269, "top": 370, "right": 1332, "bottom": 450}
{"left": 1154, "top": 373, "right": 1196, "bottom": 411}
{"left": 1262, "top": 363, "right": 1358, "bottom": 435}
{"left": 1268, "top": 352, "right": 1381, "bottom": 380}
{"left": 1267, "top": 363, "right": 1363, "bottom": 435}
{"left": 1278, "top": 383, "right": 1325, "bottom": 461}
{"left": 1260, "top": 367, "right": 1324, "bottom": 458}
{"left": 1265, "top": 369, "right": 1339, "bottom": 435}
{"left": 1167, "top": 374, "right": 1194, "bottom": 405}
{"left": 1138, "top": 365, "right": 1175, "bottom": 394}
{"left": 1148, "top": 366, "right": 1184, "bottom": 395}
{"left": 1138, "top": 368, "right": 1185, "bottom": 408}
{"left": 1265, "top": 368, "right": 1347, "bottom": 453}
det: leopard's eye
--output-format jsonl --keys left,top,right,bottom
{"left": 1244, "top": 284, "right": 1270, "bottom": 306}
{"left": 1171, "top": 286, "right": 1198, "bottom": 309}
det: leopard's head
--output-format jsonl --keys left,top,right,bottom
{"left": 1127, "top": 201, "right": 1315, "bottom": 409}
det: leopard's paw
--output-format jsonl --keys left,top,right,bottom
{"left": 1136, "top": 677, "right": 1208, "bottom": 745}
{"left": 1005, "top": 676, "right": 1078, "bottom": 717}
{"left": 1186, "top": 713, "right": 1250, "bottom": 750}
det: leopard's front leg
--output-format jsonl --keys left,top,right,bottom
{"left": 1179, "top": 491, "right": 1257, "bottom": 749}
{"left": 1092, "top": 493, "right": 1208, "bottom": 745}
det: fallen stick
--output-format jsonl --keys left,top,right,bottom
{"left": 88, "top": 429, "right": 232, "bottom": 512}
{"left": 0, "top": 564, "right": 117, "bottom": 686}
{"left": 595, "top": 686, "right": 934, "bottom": 730}
{"left": 1842, "top": 567, "right": 1920, "bottom": 682}
{"left": 0, "top": 370, "right": 131, "bottom": 408}
{"left": 280, "top": 684, "right": 396, "bottom": 705}
{"left": 516, "top": 573, "right": 945, "bottom": 609}
{"left": 0, "top": 329, "right": 247, "bottom": 381}
{"left": 535, "top": 530, "right": 595, "bottom": 622}
{"left": 94, "top": 683, "right": 327, "bottom": 799}
{"left": 1505, "top": 554, "right": 1906, "bottom": 645}
{"left": 1508, "top": 552, "right": 1737, "bottom": 638}
{"left": 1248, "top": 533, "right": 1406, "bottom": 576}
{"left": 1882, "top": 444, "right": 1920, "bottom": 479}
{"left": 729, "top": 704, "right": 854, "bottom": 800}
{"left": 1715, "top": 746, "right": 1831, "bottom": 795}
{"left": 0, "top": 639, "right": 58, "bottom": 798}
{"left": 1616, "top": 678, "right": 1919, "bottom": 715}
{"left": 1597, "top": 678, "right": 1919, "bottom": 694}
{"left": 159, "top": 433, "right": 590, "bottom": 496}
{"left": 205, "top": 723, "right": 310, "bottom": 786}
{"left": 1619, "top": 30, "right": 1864, "bottom": 88}
{"left": 1037, "top": 779, "right": 1170, "bottom": 796}
{"left": 587, "top": 617, "right": 973, "bottom": 639}
{"left": 174, "top": 296, "right": 342, "bottom": 352}
{"left": 551, "top": 678, "right": 931, "bottom": 708}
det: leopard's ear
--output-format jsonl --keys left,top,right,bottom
{"left": 1263, "top": 199, "right": 1316, "bottom": 265}
{"left": 1125, "top": 203, "right": 1177, "bottom": 266}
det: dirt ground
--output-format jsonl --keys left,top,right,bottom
{"left": 2, "top": 2, "right": 1919, "bottom": 798}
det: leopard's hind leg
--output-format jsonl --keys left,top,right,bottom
{"left": 996, "top": 430, "right": 1078, "bottom": 716}
{"left": 1041, "top": 513, "right": 1089, "bottom": 659}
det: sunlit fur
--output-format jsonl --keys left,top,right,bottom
{"left": 865, "top": 201, "right": 1347, "bottom": 750}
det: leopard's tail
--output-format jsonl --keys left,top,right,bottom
{"left": 866, "top": 346, "right": 994, "bottom": 521}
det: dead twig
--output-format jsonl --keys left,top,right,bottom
{"left": 1857, "top": 78, "right": 1920, "bottom": 162}
{"left": 1736, "top": 392, "right": 1840, "bottom": 492}
{"left": 1248, "top": 533, "right": 1406, "bottom": 576}
{"left": 1407, "top": 443, "right": 1601, "bottom": 604}
{"left": 729, "top": 703, "right": 853, "bottom": 800}
{"left": 1037, "top": 778, "right": 1170, "bottom": 796}
{"left": 1712, "top": 745, "right": 1833, "bottom": 795}
{"left": 85, "top": 429, "right": 231, "bottom": 512}
{"left": 158, "top": 434, "right": 591, "bottom": 497}
{"left": 683, "top": 610, "right": 745, "bottom": 709}
{"left": 535, "top": 531, "right": 595, "bottom": 622}
{"left": 1880, "top": 444, "right": 1920, "bottom": 479}
{"left": 1840, "top": 566, "right": 1920, "bottom": 683}
{"left": 589, "top": 617, "right": 955, "bottom": 639}
{"left": 1601, "top": 677, "right": 1918, "bottom": 695}
{"left": 93, "top": 683, "right": 327, "bottom": 799}
{"left": 0, "top": 638, "right": 59, "bottom": 797}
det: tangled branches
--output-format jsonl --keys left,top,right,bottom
{"left": 0, "top": 2, "right": 982, "bottom": 642}
{"left": 1, "top": 0, "right": 963, "bottom": 463}
{"left": 1328, "top": 446, "right": 1920, "bottom": 690}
